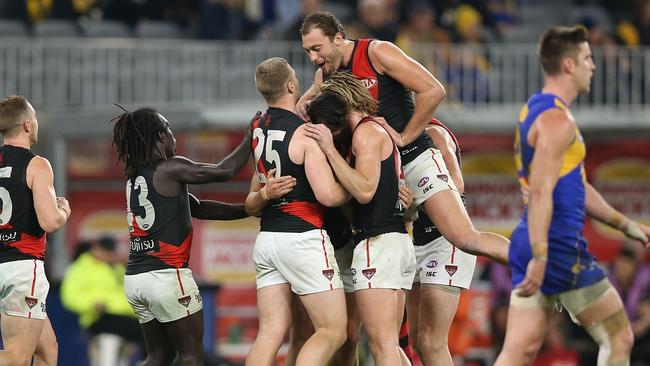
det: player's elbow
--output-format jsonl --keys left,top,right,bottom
{"left": 355, "top": 190, "right": 374, "bottom": 205}
{"left": 40, "top": 216, "right": 66, "bottom": 233}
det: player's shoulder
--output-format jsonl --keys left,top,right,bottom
{"left": 27, "top": 155, "right": 53, "bottom": 174}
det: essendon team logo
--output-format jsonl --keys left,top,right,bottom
{"left": 25, "top": 296, "right": 38, "bottom": 309}
{"left": 322, "top": 269, "right": 335, "bottom": 281}
{"left": 178, "top": 295, "right": 192, "bottom": 308}
{"left": 362, "top": 268, "right": 377, "bottom": 280}
{"left": 445, "top": 265, "right": 458, "bottom": 277}
{"left": 360, "top": 78, "right": 377, "bottom": 89}
{"left": 437, "top": 174, "right": 449, "bottom": 183}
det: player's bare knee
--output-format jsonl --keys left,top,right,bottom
{"left": 4, "top": 349, "right": 33, "bottom": 366}
{"left": 611, "top": 325, "right": 634, "bottom": 357}
{"left": 417, "top": 330, "right": 447, "bottom": 354}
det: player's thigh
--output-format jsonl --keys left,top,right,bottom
{"left": 421, "top": 190, "right": 476, "bottom": 241}
{"left": 355, "top": 288, "right": 400, "bottom": 340}
{"left": 163, "top": 310, "right": 204, "bottom": 355}
{"left": 417, "top": 285, "right": 460, "bottom": 336}
{"left": 257, "top": 283, "right": 293, "bottom": 333}
{"left": 34, "top": 317, "right": 58, "bottom": 364}
{"left": 0, "top": 315, "right": 44, "bottom": 357}
{"left": 140, "top": 318, "right": 175, "bottom": 357}
{"left": 291, "top": 294, "right": 315, "bottom": 342}
{"left": 406, "top": 283, "right": 421, "bottom": 339}
{"left": 300, "top": 288, "right": 347, "bottom": 331}
{"left": 503, "top": 290, "right": 554, "bottom": 354}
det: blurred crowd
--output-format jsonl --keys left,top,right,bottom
{"left": 0, "top": 0, "right": 649, "bottom": 47}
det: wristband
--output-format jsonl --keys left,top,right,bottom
{"left": 531, "top": 241, "right": 548, "bottom": 261}
{"left": 259, "top": 186, "right": 269, "bottom": 201}
{"left": 606, "top": 211, "right": 627, "bottom": 229}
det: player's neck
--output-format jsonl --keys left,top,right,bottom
{"left": 542, "top": 76, "right": 578, "bottom": 105}
{"left": 2, "top": 136, "right": 30, "bottom": 149}
{"left": 341, "top": 39, "right": 355, "bottom": 68}
{"left": 348, "top": 111, "right": 367, "bottom": 131}
{"left": 267, "top": 95, "right": 298, "bottom": 115}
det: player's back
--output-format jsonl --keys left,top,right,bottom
{"left": 125, "top": 165, "right": 193, "bottom": 275}
{"left": 252, "top": 107, "right": 323, "bottom": 233}
{"left": 0, "top": 145, "right": 46, "bottom": 262}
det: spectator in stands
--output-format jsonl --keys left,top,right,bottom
{"left": 395, "top": 0, "right": 451, "bottom": 56}
{"left": 608, "top": 242, "right": 650, "bottom": 320}
{"left": 198, "top": 0, "right": 259, "bottom": 39}
{"left": 61, "top": 236, "right": 143, "bottom": 366}
{"left": 635, "top": 0, "right": 650, "bottom": 45}
{"left": 350, "top": 0, "right": 399, "bottom": 42}
{"left": 282, "top": 0, "right": 322, "bottom": 40}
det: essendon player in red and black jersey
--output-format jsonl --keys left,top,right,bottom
{"left": 250, "top": 108, "right": 324, "bottom": 233}
{"left": 305, "top": 72, "right": 415, "bottom": 365}
{"left": 112, "top": 107, "right": 252, "bottom": 365}
{"left": 0, "top": 95, "right": 68, "bottom": 365}
{"left": 245, "top": 57, "right": 350, "bottom": 366}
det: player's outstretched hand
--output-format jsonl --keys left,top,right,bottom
{"left": 515, "top": 258, "right": 547, "bottom": 297}
{"left": 264, "top": 169, "right": 296, "bottom": 200}
{"left": 304, "top": 123, "right": 336, "bottom": 154}
{"left": 622, "top": 221, "right": 650, "bottom": 249}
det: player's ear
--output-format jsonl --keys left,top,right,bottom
{"left": 562, "top": 56, "right": 576, "bottom": 74}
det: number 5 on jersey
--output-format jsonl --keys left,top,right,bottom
{"left": 253, "top": 128, "right": 286, "bottom": 183}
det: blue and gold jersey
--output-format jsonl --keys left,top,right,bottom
{"left": 510, "top": 92, "right": 605, "bottom": 295}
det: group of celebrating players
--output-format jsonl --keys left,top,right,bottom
{"left": 1, "top": 9, "right": 649, "bottom": 366}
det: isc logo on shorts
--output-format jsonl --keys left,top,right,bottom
{"left": 425, "top": 271, "right": 436, "bottom": 277}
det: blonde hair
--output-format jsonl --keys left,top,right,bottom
{"left": 255, "top": 57, "right": 293, "bottom": 104}
{"left": 0, "top": 95, "right": 30, "bottom": 137}
{"left": 320, "top": 72, "right": 377, "bottom": 115}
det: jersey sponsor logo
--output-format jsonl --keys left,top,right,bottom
{"left": 418, "top": 177, "right": 430, "bottom": 187}
{"left": 129, "top": 236, "right": 158, "bottom": 253}
{"left": 0, "top": 229, "right": 19, "bottom": 243}
{"left": 437, "top": 174, "right": 449, "bottom": 183}
{"left": 445, "top": 264, "right": 458, "bottom": 277}
{"left": 178, "top": 295, "right": 192, "bottom": 308}
{"left": 24, "top": 296, "right": 38, "bottom": 309}
{"left": 360, "top": 78, "right": 378, "bottom": 89}
{"left": 362, "top": 268, "right": 376, "bottom": 280}
{"left": 322, "top": 268, "right": 335, "bottom": 281}
{"left": 426, "top": 260, "right": 438, "bottom": 268}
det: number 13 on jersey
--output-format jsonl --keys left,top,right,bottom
{"left": 253, "top": 128, "right": 286, "bottom": 183}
